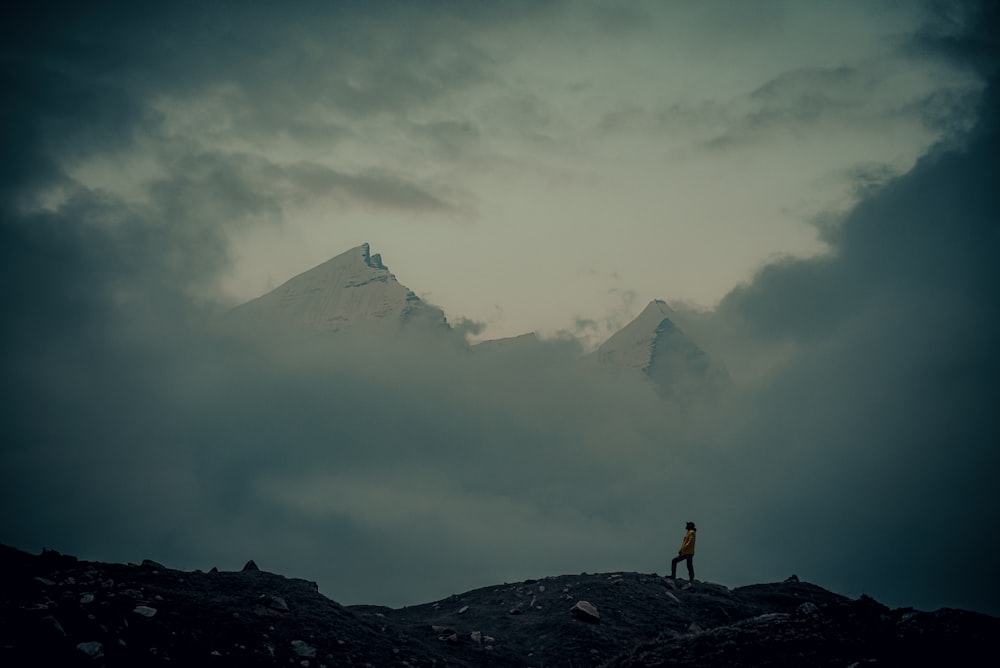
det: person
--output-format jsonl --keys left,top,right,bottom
{"left": 668, "top": 521, "right": 696, "bottom": 585}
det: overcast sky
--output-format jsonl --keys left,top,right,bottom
{"left": 2, "top": 1, "right": 998, "bottom": 617}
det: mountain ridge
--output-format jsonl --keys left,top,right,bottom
{"left": 3, "top": 544, "right": 995, "bottom": 666}
{"left": 230, "top": 244, "right": 732, "bottom": 392}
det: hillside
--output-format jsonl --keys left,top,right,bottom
{"left": 2, "top": 544, "right": 995, "bottom": 667}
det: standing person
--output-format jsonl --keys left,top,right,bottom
{"left": 668, "top": 521, "right": 697, "bottom": 586}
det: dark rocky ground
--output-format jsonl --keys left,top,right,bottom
{"left": 2, "top": 544, "right": 996, "bottom": 667}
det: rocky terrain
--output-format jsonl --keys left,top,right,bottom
{"left": 2, "top": 544, "right": 996, "bottom": 667}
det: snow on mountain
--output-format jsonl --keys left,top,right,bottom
{"left": 230, "top": 243, "right": 450, "bottom": 337}
{"left": 591, "top": 300, "right": 730, "bottom": 398}
{"left": 229, "top": 245, "right": 729, "bottom": 400}
{"left": 470, "top": 332, "right": 541, "bottom": 353}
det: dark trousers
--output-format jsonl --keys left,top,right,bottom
{"left": 671, "top": 553, "right": 694, "bottom": 581}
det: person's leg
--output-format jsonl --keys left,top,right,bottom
{"left": 670, "top": 555, "right": 682, "bottom": 579}
{"left": 686, "top": 555, "right": 694, "bottom": 582}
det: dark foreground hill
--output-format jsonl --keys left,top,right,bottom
{"left": 1, "top": 544, "right": 995, "bottom": 667}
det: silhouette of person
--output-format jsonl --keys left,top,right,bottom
{"left": 668, "top": 521, "right": 696, "bottom": 584}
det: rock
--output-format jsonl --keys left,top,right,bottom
{"left": 436, "top": 628, "right": 458, "bottom": 643}
{"left": 3, "top": 544, "right": 997, "bottom": 668}
{"left": 784, "top": 574, "right": 800, "bottom": 583}
{"left": 242, "top": 560, "right": 259, "bottom": 572}
{"left": 570, "top": 600, "right": 600, "bottom": 623}
{"left": 458, "top": 605, "right": 469, "bottom": 614}
{"left": 133, "top": 605, "right": 158, "bottom": 618}
{"left": 797, "top": 602, "right": 820, "bottom": 616}
{"left": 291, "top": 640, "right": 316, "bottom": 657}
{"left": 34, "top": 577, "right": 55, "bottom": 586}
{"left": 141, "top": 559, "right": 165, "bottom": 569}
{"left": 41, "top": 615, "right": 66, "bottom": 638}
{"left": 76, "top": 641, "right": 104, "bottom": 658}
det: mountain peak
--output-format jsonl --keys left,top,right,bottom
{"left": 230, "top": 243, "right": 448, "bottom": 336}
{"left": 592, "top": 298, "right": 730, "bottom": 398}
{"left": 637, "top": 299, "right": 677, "bottom": 325}
{"left": 595, "top": 300, "right": 680, "bottom": 371}
{"left": 359, "top": 242, "right": 388, "bottom": 271}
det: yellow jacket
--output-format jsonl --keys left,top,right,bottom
{"left": 680, "top": 529, "right": 696, "bottom": 555}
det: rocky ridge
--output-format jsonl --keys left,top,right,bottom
{"left": 2, "top": 544, "right": 995, "bottom": 667}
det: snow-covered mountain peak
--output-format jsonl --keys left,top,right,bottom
{"left": 591, "top": 298, "right": 730, "bottom": 398}
{"left": 229, "top": 243, "right": 448, "bottom": 336}
{"left": 634, "top": 299, "right": 679, "bottom": 329}
{"left": 595, "top": 300, "right": 680, "bottom": 371}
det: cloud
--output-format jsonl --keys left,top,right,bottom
{"left": 701, "top": 58, "right": 981, "bottom": 151}
{"left": 683, "top": 62, "right": 1000, "bottom": 616}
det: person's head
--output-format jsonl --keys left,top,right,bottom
{"left": 686, "top": 521, "right": 696, "bottom": 531}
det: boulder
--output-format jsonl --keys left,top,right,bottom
{"left": 290, "top": 640, "right": 316, "bottom": 657}
{"left": 797, "top": 602, "right": 820, "bottom": 616}
{"left": 133, "top": 606, "right": 158, "bottom": 618}
{"left": 570, "top": 600, "right": 600, "bottom": 623}
{"left": 76, "top": 641, "right": 104, "bottom": 659}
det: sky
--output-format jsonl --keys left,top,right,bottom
{"left": 2, "top": 1, "right": 998, "bottom": 617}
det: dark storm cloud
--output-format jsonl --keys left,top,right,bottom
{"left": 702, "top": 61, "right": 976, "bottom": 151}
{"left": 1, "top": 1, "right": 503, "bottom": 225}
{"left": 672, "top": 12, "right": 1000, "bottom": 613}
